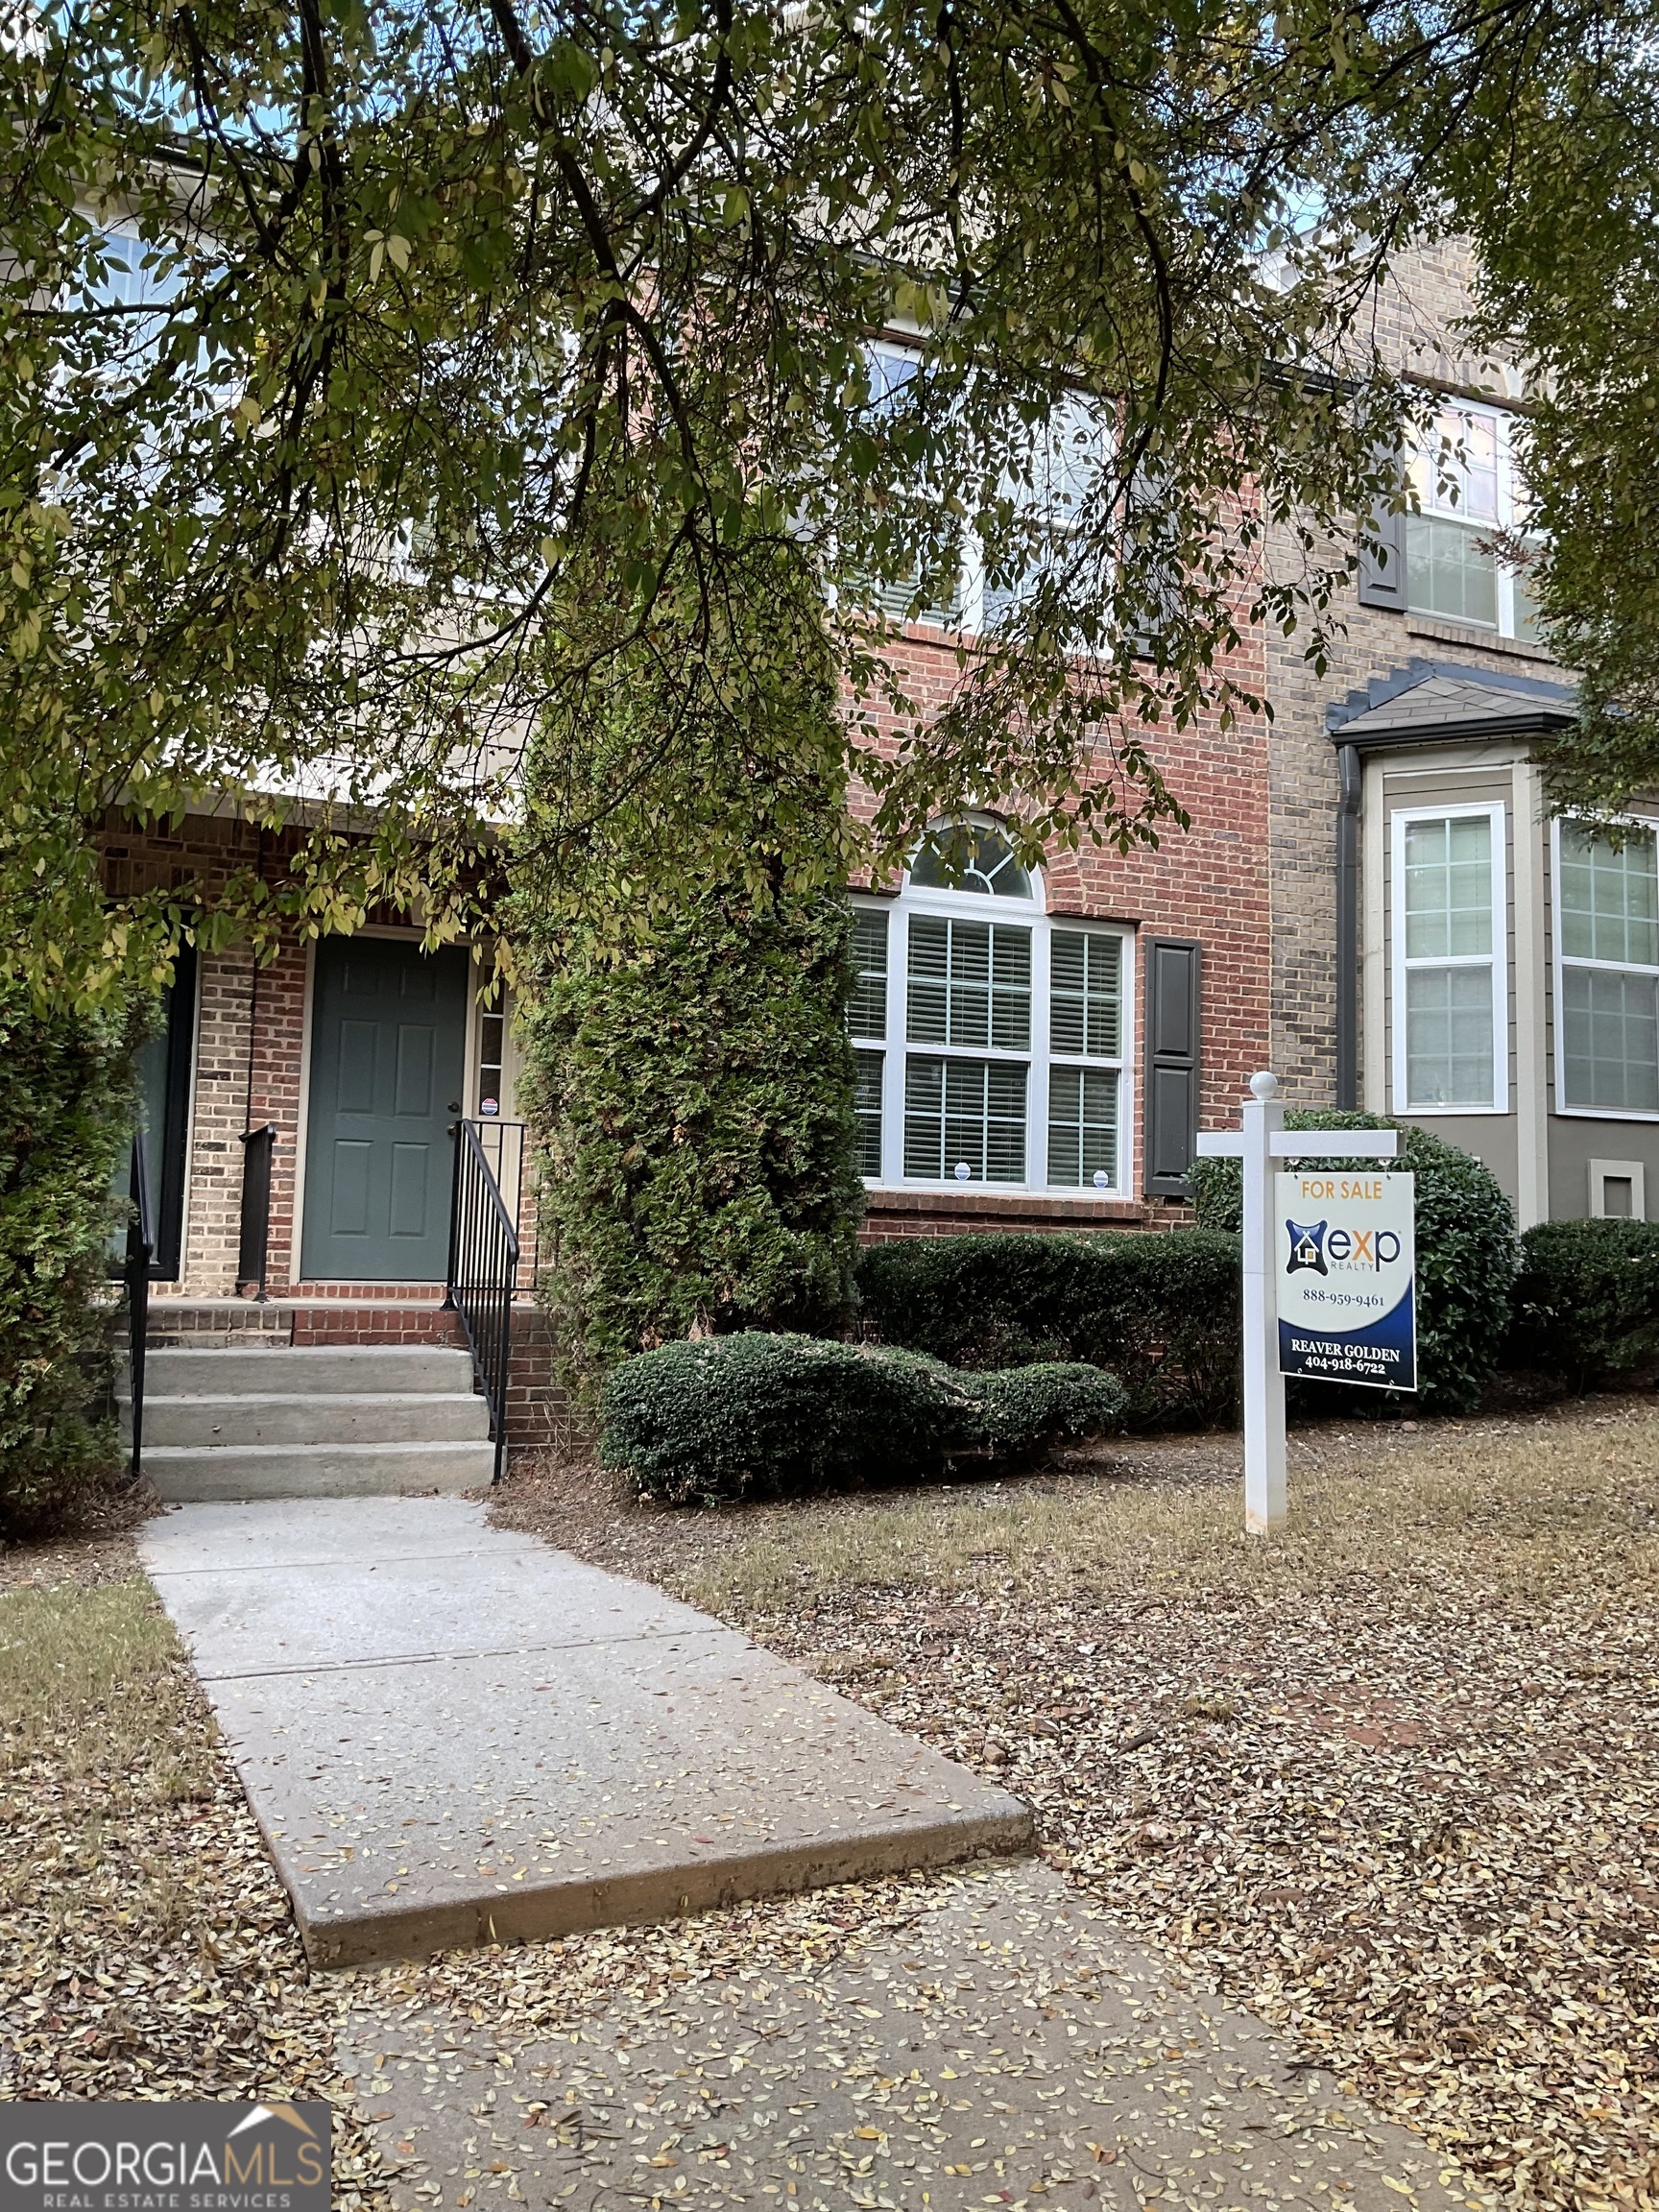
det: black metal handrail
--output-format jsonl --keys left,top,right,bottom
{"left": 125, "top": 1131, "right": 155, "bottom": 1484}
{"left": 237, "top": 1122, "right": 276, "bottom": 1300}
{"left": 444, "top": 1118, "right": 520, "bottom": 1484}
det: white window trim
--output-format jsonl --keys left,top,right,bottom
{"left": 1389, "top": 801, "right": 1509, "bottom": 1117}
{"left": 857, "top": 341, "right": 1110, "bottom": 641}
{"left": 1551, "top": 812, "right": 1659, "bottom": 1122}
{"left": 850, "top": 863, "right": 1136, "bottom": 1195}
{"left": 1407, "top": 397, "right": 1535, "bottom": 640}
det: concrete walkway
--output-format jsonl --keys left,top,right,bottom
{"left": 338, "top": 1861, "right": 1460, "bottom": 2211}
{"left": 141, "top": 1499, "right": 1032, "bottom": 1967}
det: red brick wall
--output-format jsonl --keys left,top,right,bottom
{"left": 859, "top": 1190, "right": 1180, "bottom": 1242}
{"left": 289, "top": 1303, "right": 463, "bottom": 1346}
{"left": 502, "top": 1307, "right": 583, "bottom": 1455}
{"left": 248, "top": 938, "right": 309, "bottom": 1291}
{"left": 851, "top": 617, "right": 1273, "bottom": 1199}
{"left": 145, "top": 1297, "right": 464, "bottom": 1347}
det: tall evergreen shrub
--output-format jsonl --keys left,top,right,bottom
{"left": 0, "top": 984, "right": 137, "bottom": 1535}
{"left": 512, "top": 548, "right": 863, "bottom": 1397}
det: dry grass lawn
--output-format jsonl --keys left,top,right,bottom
{"left": 679, "top": 1414, "right": 1659, "bottom": 1615}
{"left": 7, "top": 1401, "right": 1656, "bottom": 2212}
{"left": 499, "top": 1401, "right": 1659, "bottom": 2211}
{"left": 0, "top": 1558, "right": 395, "bottom": 2200}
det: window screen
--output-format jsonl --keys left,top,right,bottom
{"left": 906, "top": 917, "right": 1031, "bottom": 1050}
{"left": 1050, "top": 929, "right": 1122, "bottom": 1056}
{"left": 853, "top": 1050, "right": 885, "bottom": 1175}
{"left": 1047, "top": 1066, "right": 1119, "bottom": 1187}
{"left": 850, "top": 908, "right": 889, "bottom": 1039}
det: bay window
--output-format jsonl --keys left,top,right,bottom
{"left": 1554, "top": 819, "right": 1659, "bottom": 1116}
{"left": 850, "top": 823, "right": 1132, "bottom": 1190}
{"left": 1390, "top": 805, "right": 1507, "bottom": 1113}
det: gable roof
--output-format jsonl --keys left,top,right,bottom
{"left": 1326, "top": 660, "right": 1576, "bottom": 748}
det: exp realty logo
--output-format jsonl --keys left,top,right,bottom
{"left": 0, "top": 2101, "right": 328, "bottom": 2212}
{"left": 1285, "top": 1216, "right": 1403, "bottom": 1275}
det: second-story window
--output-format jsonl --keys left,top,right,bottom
{"left": 1407, "top": 401, "right": 1539, "bottom": 640}
{"left": 855, "top": 343, "right": 964, "bottom": 628}
{"left": 853, "top": 343, "right": 1108, "bottom": 639}
{"left": 975, "top": 394, "right": 1109, "bottom": 637}
{"left": 78, "top": 225, "right": 186, "bottom": 375}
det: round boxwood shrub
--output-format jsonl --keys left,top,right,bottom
{"left": 854, "top": 1228, "right": 1239, "bottom": 1429}
{"left": 600, "top": 1332, "right": 1126, "bottom": 1504}
{"left": 1508, "top": 1217, "right": 1659, "bottom": 1389}
{"left": 1190, "top": 1107, "right": 1516, "bottom": 1414}
{"left": 972, "top": 1361, "right": 1132, "bottom": 1450}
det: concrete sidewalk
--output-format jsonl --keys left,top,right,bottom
{"left": 141, "top": 1498, "right": 1032, "bottom": 1967}
{"left": 339, "top": 1861, "right": 1461, "bottom": 2211}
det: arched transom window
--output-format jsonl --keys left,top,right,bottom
{"left": 850, "top": 824, "right": 1133, "bottom": 1190}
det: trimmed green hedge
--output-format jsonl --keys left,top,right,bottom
{"left": 600, "top": 1333, "right": 1127, "bottom": 1503}
{"left": 1190, "top": 1108, "right": 1516, "bottom": 1414}
{"left": 854, "top": 1230, "right": 1239, "bottom": 1429}
{"left": 1508, "top": 1217, "right": 1659, "bottom": 1388}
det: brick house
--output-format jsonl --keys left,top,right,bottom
{"left": 113, "top": 240, "right": 1639, "bottom": 1469}
{"left": 111, "top": 625, "right": 1274, "bottom": 1457}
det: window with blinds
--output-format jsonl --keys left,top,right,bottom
{"left": 847, "top": 826, "right": 1131, "bottom": 1190}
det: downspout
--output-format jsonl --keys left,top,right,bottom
{"left": 1334, "top": 741, "right": 1362, "bottom": 1110}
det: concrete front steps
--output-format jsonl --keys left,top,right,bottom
{"left": 130, "top": 1345, "right": 494, "bottom": 1502}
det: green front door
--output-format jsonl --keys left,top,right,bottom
{"left": 301, "top": 938, "right": 470, "bottom": 1281}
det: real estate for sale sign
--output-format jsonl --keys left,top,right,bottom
{"left": 1275, "top": 1169, "right": 1416, "bottom": 1391}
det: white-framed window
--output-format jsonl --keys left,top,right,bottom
{"left": 854, "top": 342, "right": 1109, "bottom": 638}
{"left": 850, "top": 821, "right": 1133, "bottom": 1190}
{"left": 1406, "top": 400, "right": 1540, "bottom": 640}
{"left": 974, "top": 390, "right": 1108, "bottom": 638}
{"left": 1390, "top": 803, "right": 1508, "bottom": 1114}
{"left": 1552, "top": 816, "right": 1659, "bottom": 1118}
{"left": 856, "top": 341, "right": 966, "bottom": 628}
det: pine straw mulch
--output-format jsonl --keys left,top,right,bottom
{"left": 493, "top": 1399, "right": 1659, "bottom": 2212}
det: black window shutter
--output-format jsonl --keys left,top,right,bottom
{"left": 1357, "top": 460, "right": 1407, "bottom": 611}
{"left": 1143, "top": 938, "right": 1201, "bottom": 1197}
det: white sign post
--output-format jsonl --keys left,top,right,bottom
{"left": 1196, "top": 1071, "right": 1401, "bottom": 1533}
